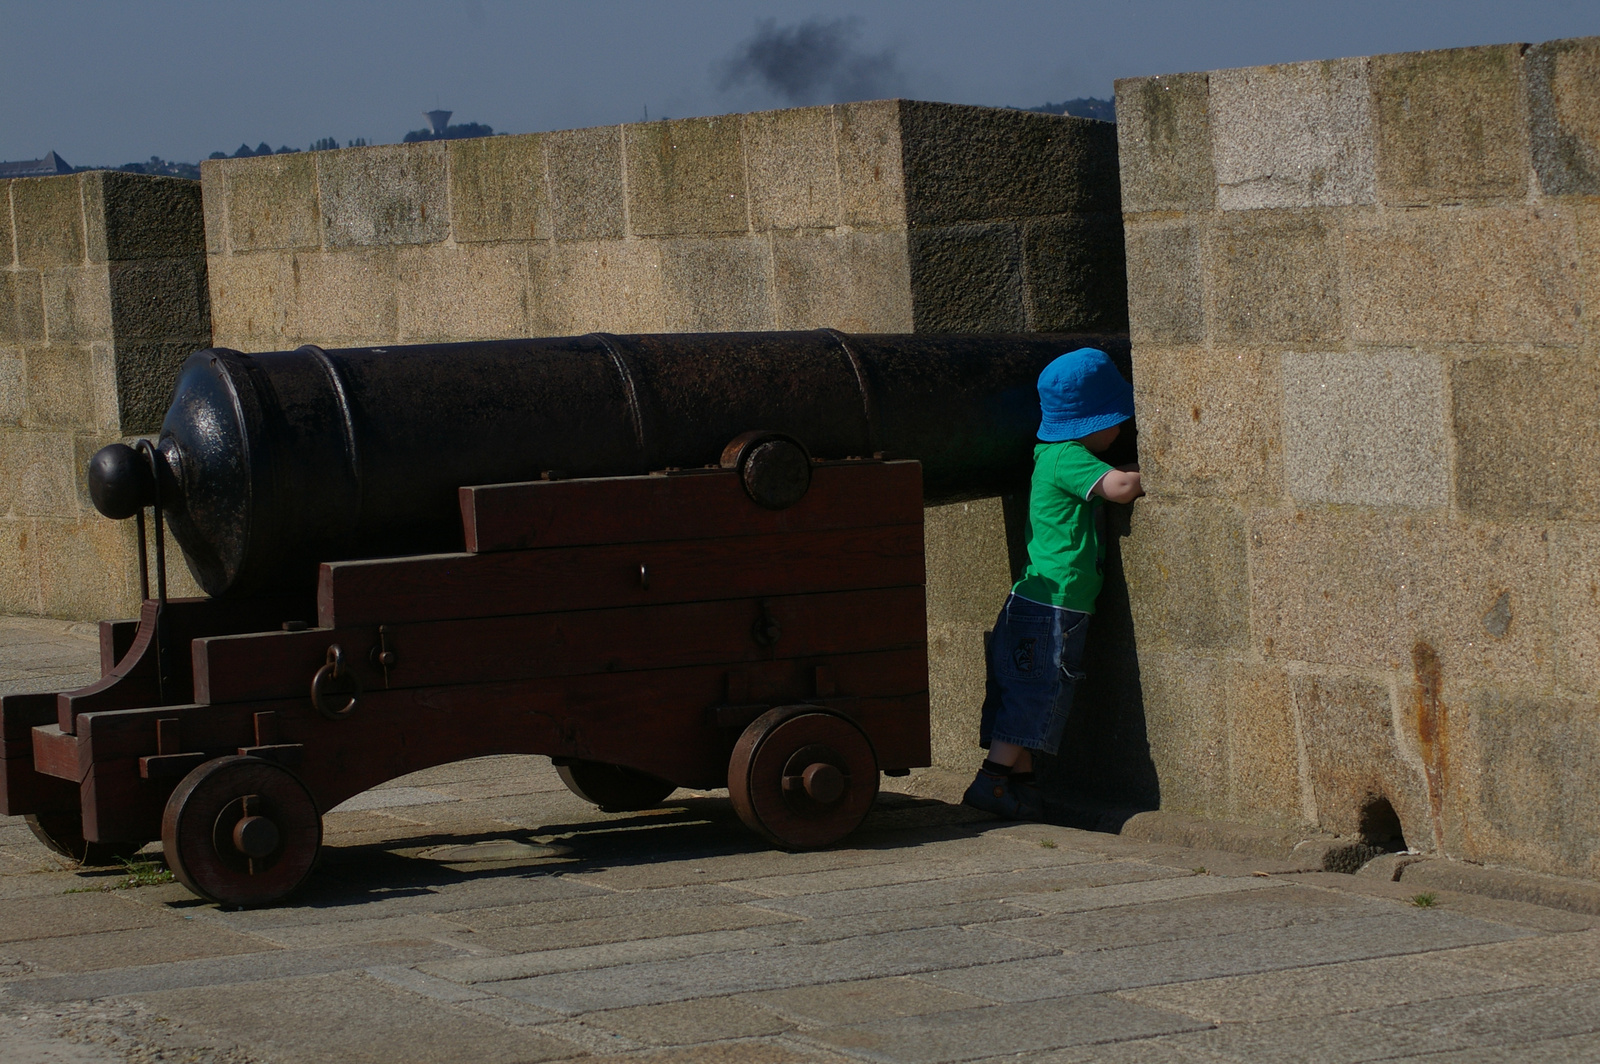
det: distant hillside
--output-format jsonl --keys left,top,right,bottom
{"left": 1025, "top": 97, "right": 1115, "bottom": 122}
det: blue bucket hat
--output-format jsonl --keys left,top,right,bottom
{"left": 1037, "top": 348, "right": 1134, "bottom": 442}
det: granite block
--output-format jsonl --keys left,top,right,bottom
{"left": 11, "top": 175, "right": 85, "bottom": 268}
{"left": 40, "top": 265, "right": 111, "bottom": 342}
{"left": 447, "top": 133, "right": 550, "bottom": 243}
{"left": 545, "top": 126, "right": 625, "bottom": 242}
{"left": 1211, "top": 211, "right": 1342, "bottom": 344}
{"left": 0, "top": 183, "right": 13, "bottom": 265}
{"left": 899, "top": 102, "right": 1119, "bottom": 227}
{"left": 907, "top": 223, "right": 1025, "bottom": 332}
{"left": 1115, "top": 73, "right": 1214, "bottom": 213}
{"left": 22, "top": 345, "right": 97, "bottom": 432}
{"left": 1248, "top": 509, "right": 1553, "bottom": 687}
{"left": 544, "top": 239, "right": 665, "bottom": 334}
{"left": 1551, "top": 523, "right": 1600, "bottom": 695}
{"left": 1212, "top": 56, "right": 1376, "bottom": 209}
{"left": 0, "top": 347, "right": 21, "bottom": 426}
{"left": 0, "top": 269, "right": 44, "bottom": 342}
{"left": 744, "top": 106, "right": 841, "bottom": 231}
{"left": 0, "top": 516, "right": 40, "bottom": 613}
{"left": 1528, "top": 37, "right": 1600, "bottom": 197}
{"left": 924, "top": 497, "right": 1014, "bottom": 630}
{"left": 626, "top": 116, "right": 747, "bottom": 237}
{"left": 1453, "top": 355, "right": 1600, "bottom": 522}
{"left": 34, "top": 514, "right": 141, "bottom": 620}
{"left": 1123, "top": 499, "right": 1251, "bottom": 652}
{"left": 1022, "top": 213, "right": 1128, "bottom": 332}
{"left": 1355, "top": 982, "right": 1600, "bottom": 1049}
{"left": 199, "top": 159, "right": 226, "bottom": 255}
{"left": 658, "top": 235, "right": 772, "bottom": 331}
{"left": 217, "top": 152, "right": 322, "bottom": 252}
{"left": 1373, "top": 43, "right": 1529, "bottom": 203}
{"left": 1292, "top": 671, "right": 1431, "bottom": 843}
{"left": 769, "top": 228, "right": 913, "bottom": 332}
{"left": 1345, "top": 207, "right": 1581, "bottom": 346}
{"left": 927, "top": 623, "right": 985, "bottom": 770}
{"left": 107, "top": 257, "right": 209, "bottom": 340}
{"left": 834, "top": 100, "right": 906, "bottom": 230}
{"left": 1130, "top": 346, "right": 1282, "bottom": 499}
{"left": 203, "top": 250, "right": 292, "bottom": 350}
{"left": 95, "top": 172, "right": 206, "bottom": 261}
{"left": 317, "top": 142, "right": 448, "bottom": 248}
{"left": 396, "top": 242, "right": 532, "bottom": 342}
{"left": 1282, "top": 348, "right": 1448, "bottom": 509}
{"left": 284, "top": 248, "right": 399, "bottom": 344}
{"left": 110, "top": 341, "right": 195, "bottom": 434}
{"left": 1123, "top": 220, "right": 1204, "bottom": 345}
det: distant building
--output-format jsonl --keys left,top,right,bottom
{"left": 0, "top": 151, "right": 74, "bottom": 178}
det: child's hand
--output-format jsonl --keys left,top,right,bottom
{"left": 1094, "top": 469, "right": 1144, "bottom": 504}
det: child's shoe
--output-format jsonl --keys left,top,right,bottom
{"left": 962, "top": 768, "right": 1042, "bottom": 821}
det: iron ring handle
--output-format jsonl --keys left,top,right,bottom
{"left": 311, "top": 644, "right": 360, "bottom": 720}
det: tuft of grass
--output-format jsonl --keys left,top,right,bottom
{"left": 64, "top": 857, "right": 175, "bottom": 894}
{"left": 1192, "top": 867, "right": 1208, "bottom": 876}
{"left": 1411, "top": 892, "right": 1438, "bottom": 908}
{"left": 1039, "top": 839, "right": 1057, "bottom": 849}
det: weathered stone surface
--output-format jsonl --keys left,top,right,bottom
{"left": 0, "top": 184, "right": 14, "bottom": 265}
{"left": 658, "top": 236, "right": 772, "bottom": 331}
{"left": 34, "top": 515, "right": 142, "bottom": 620}
{"left": 1453, "top": 355, "right": 1600, "bottom": 521}
{"left": 928, "top": 624, "right": 984, "bottom": 771}
{"left": 924, "top": 498, "right": 1014, "bottom": 630}
{"left": 626, "top": 116, "right": 747, "bottom": 237}
{"left": 22, "top": 345, "right": 98, "bottom": 431}
{"left": 1210, "top": 211, "right": 1341, "bottom": 344}
{"left": 900, "top": 102, "right": 1119, "bottom": 227}
{"left": 1528, "top": 37, "right": 1600, "bottom": 197}
{"left": 744, "top": 107, "right": 840, "bottom": 232}
{"left": 1130, "top": 347, "right": 1282, "bottom": 500}
{"left": 204, "top": 251, "right": 292, "bottom": 349}
{"left": 743, "top": 976, "right": 987, "bottom": 1027}
{"left": 216, "top": 152, "right": 321, "bottom": 252}
{"left": 582, "top": 997, "right": 791, "bottom": 1045}
{"left": 0, "top": 517, "right": 39, "bottom": 613}
{"left": 1211, "top": 57, "right": 1375, "bottom": 209}
{"left": 0, "top": 434, "right": 72, "bottom": 515}
{"left": 11, "top": 176, "right": 86, "bottom": 268}
{"left": 0, "top": 347, "right": 21, "bottom": 427}
{"left": 107, "top": 257, "right": 208, "bottom": 340}
{"left": 1551, "top": 524, "right": 1600, "bottom": 696}
{"left": 1115, "top": 73, "right": 1215, "bottom": 213}
{"left": 1345, "top": 207, "right": 1581, "bottom": 346}
{"left": 1249, "top": 509, "right": 1553, "bottom": 686}
{"left": 396, "top": 243, "right": 532, "bottom": 342}
{"left": 834, "top": 100, "right": 905, "bottom": 230}
{"left": 907, "top": 223, "right": 1025, "bottom": 332}
{"left": 546, "top": 126, "right": 625, "bottom": 242}
{"left": 318, "top": 143, "right": 448, "bottom": 248}
{"left": 111, "top": 341, "right": 198, "bottom": 435}
{"left": 96, "top": 172, "right": 206, "bottom": 262}
{"left": 0, "top": 270, "right": 44, "bottom": 342}
{"left": 284, "top": 248, "right": 398, "bottom": 344}
{"left": 769, "top": 228, "right": 912, "bottom": 332}
{"left": 1291, "top": 671, "right": 1430, "bottom": 843}
{"left": 40, "top": 266, "right": 111, "bottom": 342}
{"left": 1023, "top": 213, "right": 1127, "bottom": 332}
{"left": 543, "top": 239, "right": 665, "bottom": 334}
{"left": 1123, "top": 499, "right": 1251, "bottom": 652}
{"left": 1373, "top": 43, "right": 1529, "bottom": 203}
{"left": 1282, "top": 349, "right": 1448, "bottom": 509}
{"left": 1123, "top": 220, "right": 1204, "bottom": 345}
{"left": 199, "top": 160, "right": 226, "bottom": 255}
{"left": 448, "top": 133, "right": 550, "bottom": 244}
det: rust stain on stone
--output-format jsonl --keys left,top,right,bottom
{"left": 1412, "top": 639, "right": 1448, "bottom": 851}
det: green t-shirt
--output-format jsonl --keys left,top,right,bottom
{"left": 1011, "top": 440, "right": 1113, "bottom": 613}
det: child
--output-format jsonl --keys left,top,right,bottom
{"left": 964, "top": 348, "right": 1142, "bottom": 820}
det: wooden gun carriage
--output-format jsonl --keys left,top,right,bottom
{"left": 0, "top": 329, "right": 1126, "bottom": 907}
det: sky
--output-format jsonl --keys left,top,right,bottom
{"left": 2, "top": 0, "right": 1596, "bottom": 166}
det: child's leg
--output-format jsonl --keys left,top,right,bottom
{"left": 988, "top": 741, "right": 1032, "bottom": 774}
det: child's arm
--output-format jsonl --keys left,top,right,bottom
{"left": 1092, "top": 467, "right": 1143, "bottom": 503}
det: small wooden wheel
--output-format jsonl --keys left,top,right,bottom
{"left": 729, "top": 705, "right": 879, "bottom": 849}
{"left": 556, "top": 760, "right": 677, "bottom": 812}
{"left": 25, "top": 811, "right": 146, "bottom": 867}
{"left": 162, "top": 755, "right": 322, "bottom": 907}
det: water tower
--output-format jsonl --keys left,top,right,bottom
{"left": 424, "top": 110, "right": 452, "bottom": 136}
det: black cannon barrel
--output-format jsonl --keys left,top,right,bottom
{"left": 95, "top": 330, "right": 1129, "bottom": 597}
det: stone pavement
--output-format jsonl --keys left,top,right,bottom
{"left": 3, "top": 618, "right": 1600, "bottom": 1063}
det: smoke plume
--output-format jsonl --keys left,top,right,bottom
{"left": 718, "top": 17, "right": 906, "bottom": 105}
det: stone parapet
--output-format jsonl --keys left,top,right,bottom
{"left": 1116, "top": 35, "right": 1600, "bottom": 879}
{"left": 0, "top": 172, "right": 208, "bottom": 619}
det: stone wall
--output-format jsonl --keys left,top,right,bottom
{"left": 199, "top": 99, "right": 1126, "bottom": 769}
{"left": 1116, "top": 37, "right": 1600, "bottom": 877}
{"left": 0, "top": 172, "right": 208, "bottom": 620}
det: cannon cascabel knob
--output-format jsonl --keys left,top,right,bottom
{"left": 87, "top": 443, "right": 157, "bottom": 520}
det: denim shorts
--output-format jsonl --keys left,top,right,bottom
{"left": 979, "top": 593, "right": 1090, "bottom": 756}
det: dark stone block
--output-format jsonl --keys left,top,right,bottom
{"left": 95, "top": 173, "right": 207, "bottom": 261}
{"left": 108, "top": 257, "right": 211, "bottom": 341}
{"left": 908, "top": 223, "right": 1025, "bottom": 332}
{"left": 113, "top": 340, "right": 202, "bottom": 434}
{"left": 1023, "top": 213, "right": 1128, "bottom": 332}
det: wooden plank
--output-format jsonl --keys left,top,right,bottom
{"left": 319, "top": 523, "right": 924, "bottom": 629}
{"left": 31, "top": 725, "right": 85, "bottom": 783}
{"left": 198, "top": 586, "right": 926, "bottom": 705}
{"left": 1, "top": 692, "right": 57, "bottom": 749}
{"left": 462, "top": 460, "right": 923, "bottom": 553}
{"left": 1, "top": 755, "right": 80, "bottom": 817}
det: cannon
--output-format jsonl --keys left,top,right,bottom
{"left": 1, "top": 329, "right": 1128, "bottom": 907}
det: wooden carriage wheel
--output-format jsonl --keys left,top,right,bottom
{"left": 162, "top": 755, "right": 322, "bottom": 907}
{"left": 728, "top": 705, "right": 879, "bottom": 849}
{"left": 25, "top": 811, "right": 145, "bottom": 867}
{"left": 556, "top": 760, "right": 677, "bottom": 812}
